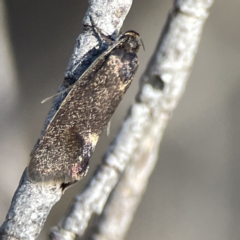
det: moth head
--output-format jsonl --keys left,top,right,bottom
{"left": 120, "top": 30, "right": 143, "bottom": 53}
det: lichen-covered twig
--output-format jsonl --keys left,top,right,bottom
{"left": 0, "top": 1, "right": 133, "bottom": 239}
{"left": 51, "top": 0, "right": 214, "bottom": 239}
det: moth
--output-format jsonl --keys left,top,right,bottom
{"left": 27, "top": 30, "right": 141, "bottom": 185}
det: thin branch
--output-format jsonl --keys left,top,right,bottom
{"left": 0, "top": 1, "right": 133, "bottom": 239}
{"left": 93, "top": 0, "right": 215, "bottom": 238}
{"left": 51, "top": 0, "right": 214, "bottom": 239}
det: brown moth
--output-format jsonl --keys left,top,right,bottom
{"left": 27, "top": 31, "right": 141, "bottom": 185}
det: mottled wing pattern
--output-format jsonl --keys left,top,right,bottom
{"left": 28, "top": 31, "right": 141, "bottom": 184}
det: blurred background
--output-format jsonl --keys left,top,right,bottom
{"left": 1, "top": 0, "right": 240, "bottom": 239}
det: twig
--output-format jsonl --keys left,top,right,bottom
{"left": 51, "top": 0, "right": 214, "bottom": 239}
{"left": 93, "top": 1, "right": 215, "bottom": 238}
{"left": 0, "top": 0, "right": 133, "bottom": 239}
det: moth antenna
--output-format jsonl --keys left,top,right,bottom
{"left": 89, "top": 15, "right": 101, "bottom": 40}
{"left": 88, "top": 15, "right": 112, "bottom": 45}
{"left": 41, "top": 93, "right": 59, "bottom": 104}
{"left": 140, "top": 37, "right": 145, "bottom": 51}
{"left": 41, "top": 87, "right": 71, "bottom": 104}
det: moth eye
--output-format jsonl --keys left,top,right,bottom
{"left": 130, "top": 58, "right": 138, "bottom": 69}
{"left": 129, "top": 40, "right": 138, "bottom": 49}
{"left": 119, "top": 67, "right": 133, "bottom": 82}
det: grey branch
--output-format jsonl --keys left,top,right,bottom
{"left": 51, "top": 0, "right": 214, "bottom": 239}
{"left": 0, "top": 0, "right": 133, "bottom": 239}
